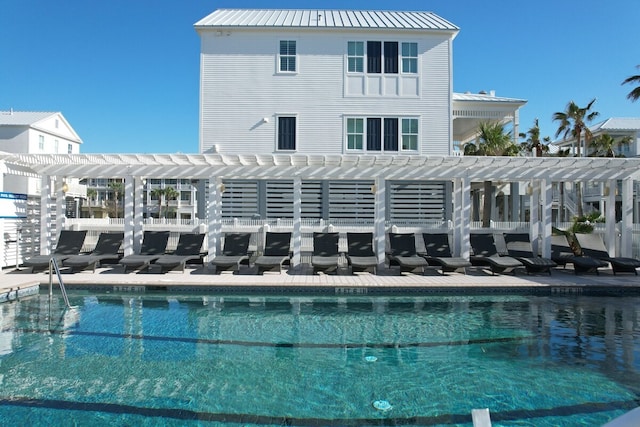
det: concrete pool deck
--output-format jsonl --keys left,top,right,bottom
{"left": 1, "top": 263, "right": 639, "bottom": 299}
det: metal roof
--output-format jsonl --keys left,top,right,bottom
{"left": 590, "top": 117, "right": 640, "bottom": 132}
{"left": 453, "top": 92, "right": 526, "bottom": 104}
{"left": 3, "top": 153, "right": 639, "bottom": 182}
{"left": 195, "top": 9, "right": 459, "bottom": 32}
{"left": 0, "top": 111, "right": 57, "bottom": 126}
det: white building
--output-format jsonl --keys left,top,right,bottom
{"left": 0, "top": 110, "right": 82, "bottom": 196}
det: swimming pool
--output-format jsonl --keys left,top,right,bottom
{"left": 0, "top": 290, "right": 638, "bottom": 426}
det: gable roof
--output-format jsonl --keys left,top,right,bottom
{"left": 195, "top": 9, "right": 459, "bottom": 32}
{"left": 0, "top": 111, "right": 56, "bottom": 126}
{"left": 590, "top": 117, "right": 640, "bottom": 132}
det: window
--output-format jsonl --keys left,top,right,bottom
{"left": 384, "top": 42, "right": 398, "bottom": 74}
{"left": 38, "top": 135, "right": 44, "bottom": 151}
{"left": 347, "top": 118, "right": 364, "bottom": 150}
{"left": 279, "top": 40, "right": 296, "bottom": 72}
{"left": 402, "top": 118, "right": 419, "bottom": 150}
{"left": 367, "top": 41, "right": 381, "bottom": 73}
{"left": 402, "top": 42, "right": 418, "bottom": 73}
{"left": 278, "top": 116, "right": 296, "bottom": 150}
{"left": 67, "top": 144, "right": 73, "bottom": 154}
{"left": 54, "top": 139, "right": 59, "bottom": 153}
{"left": 346, "top": 116, "right": 419, "bottom": 152}
{"left": 180, "top": 191, "right": 191, "bottom": 202}
{"left": 347, "top": 42, "right": 364, "bottom": 72}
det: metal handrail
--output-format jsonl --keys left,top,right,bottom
{"left": 49, "top": 258, "right": 74, "bottom": 309}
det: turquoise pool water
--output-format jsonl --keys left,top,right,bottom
{"left": 0, "top": 291, "right": 638, "bottom": 426}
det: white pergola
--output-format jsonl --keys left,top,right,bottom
{"left": 3, "top": 153, "right": 640, "bottom": 268}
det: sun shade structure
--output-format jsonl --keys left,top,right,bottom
{"left": 22, "top": 230, "right": 87, "bottom": 273}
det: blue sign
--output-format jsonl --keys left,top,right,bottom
{"left": 0, "top": 192, "right": 27, "bottom": 219}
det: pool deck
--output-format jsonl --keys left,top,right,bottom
{"left": 1, "top": 263, "right": 639, "bottom": 299}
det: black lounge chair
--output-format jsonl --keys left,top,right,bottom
{"left": 254, "top": 232, "right": 291, "bottom": 274}
{"left": 311, "top": 232, "right": 340, "bottom": 274}
{"left": 470, "top": 233, "right": 523, "bottom": 275}
{"left": 23, "top": 230, "right": 87, "bottom": 273}
{"left": 154, "top": 233, "right": 206, "bottom": 273}
{"left": 575, "top": 233, "right": 640, "bottom": 275}
{"left": 119, "top": 231, "right": 170, "bottom": 273}
{"left": 210, "top": 233, "right": 251, "bottom": 273}
{"left": 346, "top": 232, "right": 378, "bottom": 274}
{"left": 63, "top": 232, "right": 124, "bottom": 273}
{"left": 421, "top": 233, "right": 471, "bottom": 274}
{"left": 503, "top": 233, "right": 557, "bottom": 275}
{"left": 387, "top": 233, "right": 428, "bottom": 274}
{"left": 551, "top": 234, "right": 608, "bottom": 275}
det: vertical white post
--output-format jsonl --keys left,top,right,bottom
{"left": 40, "top": 175, "right": 52, "bottom": 255}
{"left": 55, "top": 176, "right": 65, "bottom": 236}
{"left": 207, "top": 177, "right": 222, "bottom": 260}
{"left": 374, "top": 176, "right": 386, "bottom": 269}
{"left": 134, "top": 177, "right": 145, "bottom": 253}
{"left": 540, "top": 179, "right": 553, "bottom": 258}
{"left": 0, "top": 167, "right": 4, "bottom": 270}
{"left": 292, "top": 177, "right": 302, "bottom": 267}
{"left": 123, "top": 175, "right": 135, "bottom": 256}
{"left": 460, "top": 177, "right": 471, "bottom": 259}
{"left": 605, "top": 179, "right": 617, "bottom": 257}
{"left": 530, "top": 180, "right": 540, "bottom": 254}
{"left": 621, "top": 177, "right": 633, "bottom": 257}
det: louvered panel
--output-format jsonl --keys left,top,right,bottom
{"left": 389, "top": 181, "right": 446, "bottom": 221}
{"left": 301, "top": 180, "right": 323, "bottom": 218}
{"left": 266, "top": 180, "right": 293, "bottom": 218}
{"left": 328, "top": 180, "right": 374, "bottom": 221}
{"left": 222, "top": 180, "right": 258, "bottom": 218}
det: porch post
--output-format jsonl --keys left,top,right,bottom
{"left": 40, "top": 175, "right": 52, "bottom": 255}
{"left": 456, "top": 177, "right": 471, "bottom": 259}
{"left": 292, "top": 177, "right": 301, "bottom": 267}
{"left": 511, "top": 182, "right": 520, "bottom": 222}
{"left": 540, "top": 179, "right": 552, "bottom": 258}
{"left": 374, "top": 176, "right": 386, "bottom": 269}
{"left": 207, "top": 177, "right": 223, "bottom": 260}
{"left": 55, "top": 176, "right": 65, "bottom": 235}
{"left": 123, "top": 175, "right": 135, "bottom": 256}
{"left": 605, "top": 179, "right": 617, "bottom": 257}
{"left": 134, "top": 177, "right": 145, "bottom": 253}
{"left": 621, "top": 177, "right": 633, "bottom": 257}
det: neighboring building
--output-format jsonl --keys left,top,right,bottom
{"left": 0, "top": 110, "right": 83, "bottom": 196}
{"left": 194, "top": 9, "right": 526, "bottom": 222}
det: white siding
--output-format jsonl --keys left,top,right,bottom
{"left": 199, "top": 28, "right": 453, "bottom": 156}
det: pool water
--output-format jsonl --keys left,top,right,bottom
{"left": 0, "top": 291, "right": 638, "bottom": 426}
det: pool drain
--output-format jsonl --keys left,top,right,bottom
{"left": 372, "top": 400, "right": 392, "bottom": 412}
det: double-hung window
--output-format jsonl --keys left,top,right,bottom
{"left": 347, "top": 118, "right": 364, "bottom": 149}
{"left": 347, "top": 41, "right": 364, "bottom": 73}
{"left": 279, "top": 40, "right": 296, "bottom": 72}
{"left": 278, "top": 116, "right": 296, "bottom": 150}
{"left": 401, "top": 42, "right": 418, "bottom": 73}
{"left": 402, "top": 118, "right": 419, "bottom": 150}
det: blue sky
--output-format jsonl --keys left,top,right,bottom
{"left": 2, "top": 0, "right": 639, "bottom": 153}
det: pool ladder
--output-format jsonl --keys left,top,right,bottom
{"left": 49, "top": 258, "right": 74, "bottom": 309}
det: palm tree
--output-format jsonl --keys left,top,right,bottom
{"left": 464, "top": 121, "right": 519, "bottom": 227}
{"left": 108, "top": 180, "right": 124, "bottom": 218}
{"left": 150, "top": 187, "right": 164, "bottom": 218}
{"left": 622, "top": 65, "right": 640, "bottom": 102}
{"left": 518, "top": 119, "right": 550, "bottom": 157}
{"left": 553, "top": 99, "right": 599, "bottom": 217}
{"left": 590, "top": 133, "right": 633, "bottom": 157}
{"left": 163, "top": 186, "right": 179, "bottom": 219}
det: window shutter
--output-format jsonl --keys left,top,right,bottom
{"left": 384, "top": 118, "right": 398, "bottom": 151}
{"left": 367, "top": 41, "right": 381, "bottom": 73}
{"left": 367, "top": 118, "right": 382, "bottom": 151}
{"left": 384, "top": 42, "right": 398, "bottom": 74}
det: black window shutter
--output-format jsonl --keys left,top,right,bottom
{"left": 367, "top": 41, "right": 381, "bottom": 74}
{"left": 367, "top": 118, "right": 381, "bottom": 151}
{"left": 384, "top": 42, "right": 398, "bottom": 74}
{"left": 384, "top": 118, "right": 398, "bottom": 151}
{"left": 278, "top": 117, "right": 296, "bottom": 150}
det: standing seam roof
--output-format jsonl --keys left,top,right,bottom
{"left": 195, "top": 9, "right": 459, "bottom": 31}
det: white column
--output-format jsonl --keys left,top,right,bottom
{"left": 0, "top": 167, "right": 4, "bottom": 270}
{"left": 207, "top": 177, "right": 223, "bottom": 260}
{"left": 458, "top": 177, "right": 471, "bottom": 259}
{"left": 621, "top": 177, "right": 633, "bottom": 257}
{"left": 134, "top": 177, "right": 145, "bottom": 253}
{"left": 529, "top": 180, "right": 540, "bottom": 254}
{"left": 374, "top": 176, "right": 386, "bottom": 269}
{"left": 605, "top": 179, "right": 617, "bottom": 257}
{"left": 40, "top": 175, "right": 52, "bottom": 255}
{"left": 123, "top": 175, "right": 135, "bottom": 256}
{"left": 55, "top": 176, "right": 65, "bottom": 235}
{"left": 292, "top": 177, "right": 302, "bottom": 267}
{"left": 540, "top": 179, "right": 553, "bottom": 258}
